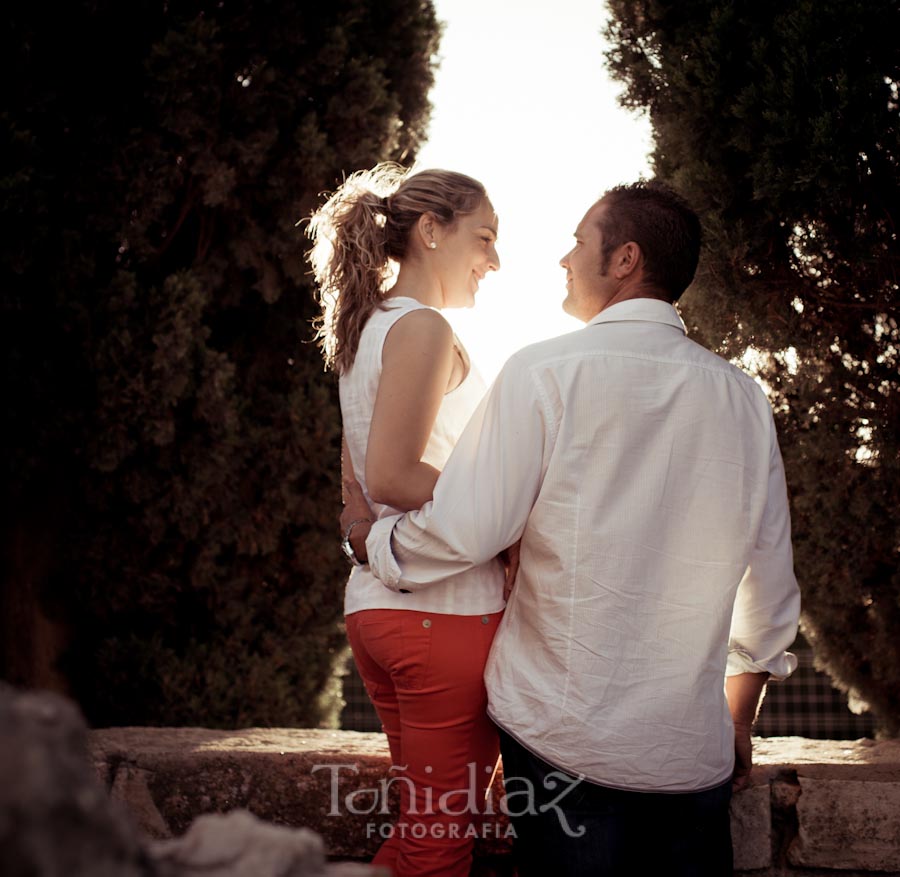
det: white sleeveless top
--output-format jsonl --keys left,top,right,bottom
{"left": 340, "top": 297, "right": 505, "bottom": 616}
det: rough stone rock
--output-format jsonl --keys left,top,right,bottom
{"left": 111, "top": 764, "right": 171, "bottom": 838}
{"left": 751, "top": 737, "right": 900, "bottom": 781}
{"left": 0, "top": 686, "right": 381, "bottom": 876}
{"left": 731, "top": 783, "right": 771, "bottom": 871}
{"left": 151, "top": 809, "right": 384, "bottom": 876}
{"left": 788, "top": 777, "right": 900, "bottom": 872}
{"left": 0, "top": 683, "right": 149, "bottom": 877}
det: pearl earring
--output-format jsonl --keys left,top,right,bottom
{"left": 429, "top": 242, "right": 437, "bottom": 250}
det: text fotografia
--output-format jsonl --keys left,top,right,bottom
{"left": 367, "top": 821, "right": 516, "bottom": 840}
{"left": 311, "top": 761, "right": 587, "bottom": 838}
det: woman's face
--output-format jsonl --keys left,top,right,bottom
{"left": 434, "top": 199, "right": 500, "bottom": 309}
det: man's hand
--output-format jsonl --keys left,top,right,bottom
{"left": 340, "top": 478, "right": 374, "bottom": 563}
{"left": 732, "top": 721, "right": 754, "bottom": 792}
{"left": 499, "top": 539, "right": 521, "bottom": 600}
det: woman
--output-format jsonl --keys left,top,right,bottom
{"left": 307, "top": 163, "right": 507, "bottom": 877}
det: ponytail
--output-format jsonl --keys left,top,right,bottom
{"left": 307, "top": 164, "right": 405, "bottom": 373}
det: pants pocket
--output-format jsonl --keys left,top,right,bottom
{"left": 394, "top": 612, "right": 434, "bottom": 691}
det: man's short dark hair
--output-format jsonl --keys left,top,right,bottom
{"left": 596, "top": 181, "right": 701, "bottom": 301}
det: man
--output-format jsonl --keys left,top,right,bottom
{"left": 342, "top": 181, "right": 800, "bottom": 876}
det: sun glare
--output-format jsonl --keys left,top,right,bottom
{"left": 415, "top": 0, "right": 652, "bottom": 380}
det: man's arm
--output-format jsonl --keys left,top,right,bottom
{"left": 365, "top": 353, "right": 551, "bottom": 591}
{"left": 726, "top": 671, "right": 769, "bottom": 791}
{"left": 727, "top": 412, "right": 800, "bottom": 680}
{"left": 727, "top": 409, "right": 801, "bottom": 789}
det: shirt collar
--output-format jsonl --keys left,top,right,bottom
{"left": 585, "top": 297, "right": 687, "bottom": 335}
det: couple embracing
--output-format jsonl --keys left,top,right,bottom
{"left": 307, "top": 165, "right": 800, "bottom": 877}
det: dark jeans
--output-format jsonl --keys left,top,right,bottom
{"left": 497, "top": 726, "right": 734, "bottom": 877}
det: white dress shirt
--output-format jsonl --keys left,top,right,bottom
{"left": 367, "top": 298, "right": 800, "bottom": 793}
{"left": 341, "top": 297, "right": 505, "bottom": 617}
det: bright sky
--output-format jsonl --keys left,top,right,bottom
{"left": 413, "top": 0, "right": 653, "bottom": 380}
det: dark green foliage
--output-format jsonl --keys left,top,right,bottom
{"left": 605, "top": 1, "right": 900, "bottom": 733}
{"left": 3, "top": 0, "right": 439, "bottom": 726}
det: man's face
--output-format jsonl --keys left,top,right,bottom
{"left": 559, "top": 201, "right": 614, "bottom": 322}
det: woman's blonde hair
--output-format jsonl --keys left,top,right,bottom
{"left": 307, "top": 162, "right": 487, "bottom": 373}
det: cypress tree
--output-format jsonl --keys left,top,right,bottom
{"left": 2, "top": 0, "right": 439, "bottom": 727}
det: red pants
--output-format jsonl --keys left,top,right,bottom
{"left": 346, "top": 608, "right": 503, "bottom": 877}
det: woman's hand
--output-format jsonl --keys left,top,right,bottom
{"left": 499, "top": 539, "right": 521, "bottom": 601}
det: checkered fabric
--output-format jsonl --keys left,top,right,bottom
{"left": 754, "top": 640, "right": 875, "bottom": 739}
{"left": 340, "top": 640, "right": 876, "bottom": 739}
{"left": 340, "top": 656, "right": 383, "bottom": 732}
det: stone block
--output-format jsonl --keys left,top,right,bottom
{"left": 752, "top": 737, "right": 900, "bottom": 782}
{"left": 788, "top": 777, "right": 900, "bottom": 871}
{"left": 731, "top": 783, "right": 771, "bottom": 870}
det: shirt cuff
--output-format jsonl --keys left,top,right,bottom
{"left": 726, "top": 648, "right": 798, "bottom": 682}
{"left": 366, "top": 515, "right": 404, "bottom": 592}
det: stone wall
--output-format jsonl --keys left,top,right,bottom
{"left": 89, "top": 728, "right": 900, "bottom": 876}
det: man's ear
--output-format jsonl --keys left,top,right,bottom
{"left": 613, "top": 241, "right": 642, "bottom": 279}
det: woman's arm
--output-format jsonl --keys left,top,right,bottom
{"left": 365, "top": 308, "right": 455, "bottom": 511}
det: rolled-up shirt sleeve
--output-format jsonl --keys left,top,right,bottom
{"left": 726, "top": 417, "right": 801, "bottom": 680}
{"left": 367, "top": 354, "right": 550, "bottom": 592}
